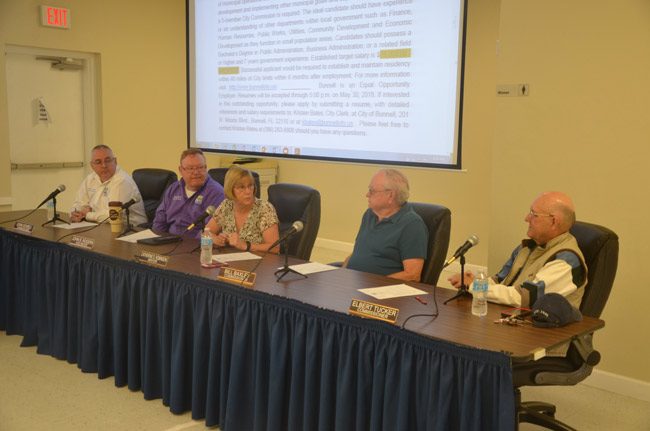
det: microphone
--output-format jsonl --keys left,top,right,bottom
{"left": 121, "top": 196, "right": 141, "bottom": 210}
{"left": 36, "top": 184, "right": 66, "bottom": 208}
{"left": 186, "top": 205, "right": 216, "bottom": 231}
{"left": 444, "top": 234, "right": 479, "bottom": 267}
{"left": 267, "top": 220, "right": 304, "bottom": 251}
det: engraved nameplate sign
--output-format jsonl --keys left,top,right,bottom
{"left": 134, "top": 250, "right": 169, "bottom": 268}
{"left": 217, "top": 267, "right": 256, "bottom": 287}
{"left": 69, "top": 235, "right": 95, "bottom": 250}
{"left": 349, "top": 299, "right": 399, "bottom": 324}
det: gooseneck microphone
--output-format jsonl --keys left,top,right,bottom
{"left": 186, "top": 205, "right": 216, "bottom": 231}
{"left": 444, "top": 234, "right": 479, "bottom": 267}
{"left": 36, "top": 184, "right": 66, "bottom": 208}
{"left": 267, "top": 220, "right": 304, "bottom": 252}
{"left": 121, "top": 196, "right": 141, "bottom": 210}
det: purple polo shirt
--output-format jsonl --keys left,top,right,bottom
{"left": 152, "top": 176, "right": 225, "bottom": 238}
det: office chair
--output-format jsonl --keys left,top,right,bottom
{"left": 132, "top": 168, "right": 177, "bottom": 227}
{"left": 207, "top": 167, "right": 261, "bottom": 198}
{"left": 515, "top": 221, "right": 619, "bottom": 430}
{"left": 410, "top": 202, "right": 451, "bottom": 286}
{"left": 267, "top": 183, "right": 321, "bottom": 261}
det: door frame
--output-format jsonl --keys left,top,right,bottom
{"left": 5, "top": 44, "right": 101, "bottom": 177}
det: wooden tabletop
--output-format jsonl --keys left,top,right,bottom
{"left": 1, "top": 209, "right": 604, "bottom": 361}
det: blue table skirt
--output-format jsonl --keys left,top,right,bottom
{"left": 0, "top": 230, "right": 514, "bottom": 430}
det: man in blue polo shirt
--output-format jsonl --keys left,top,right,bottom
{"left": 152, "top": 148, "right": 225, "bottom": 238}
{"left": 344, "top": 169, "right": 428, "bottom": 282}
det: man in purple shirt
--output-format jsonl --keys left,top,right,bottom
{"left": 153, "top": 148, "right": 225, "bottom": 238}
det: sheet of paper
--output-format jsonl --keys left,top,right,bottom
{"left": 358, "top": 284, "right": 427, "bottom": 300}
{"left": 213, "top": 252, "right": 261, "bottom": 263}
{"left": 116, "top": 229, "right": 158, "bottom": 243}
{"left": 51, "top": 221, "right": 96, "bottom": 229}
{"left": 286, "top": 262, "right": 338, "bottom": 275}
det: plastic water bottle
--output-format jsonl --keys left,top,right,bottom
{"left": 472, "top": 271, "right": 489, "bottom": 317}
{"left": 200, "top": 228, "right": 213, "bottom": 267}
{"left": 46, "top": 199, "right": 55, "bottom": 220}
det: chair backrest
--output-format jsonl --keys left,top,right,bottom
{"left": 410, "top": 202, "right": 451, "bottom": 286}
{"left": 570, "top": 221, "right": 619, "bottom": 318}
{"left": 132, "top": 168, "right": 177, "bottom": 223}
{"left": 208, "top": 167, "right": 261, "bottom": 198}
{"left": 267, "top": 183, "right": 321, "bottom": 261}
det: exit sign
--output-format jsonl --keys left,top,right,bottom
{"left": 40, "top": 5, "right": 71, "bottom": 29}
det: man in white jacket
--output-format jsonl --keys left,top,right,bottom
{"left": 448, "top": 191, "right": 587, "bottom": 309}
{"left": 70, "top": 145, "right": 146, "bottom": 226}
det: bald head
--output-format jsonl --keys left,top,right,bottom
{"left": 537, "top": 191, "right": 576, "bottom": 232}
{"left": 525, "top": 191, "right": 576, "bottom": 244}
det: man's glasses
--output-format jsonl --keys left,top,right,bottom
{"left": 528, "top": 209, "right": 554, "bottom": 218}
{"left": 181, "top": 165, "right": 206, "bottom": 173}
{"left": 367, "top": 187, "right": 391, "bottom": 196}
{"left": 91, "top": 157, "right": 115, "bottom": 166}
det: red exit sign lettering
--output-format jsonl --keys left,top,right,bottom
{"left": 40, "top": 5, "right": 71, "bottom": 29}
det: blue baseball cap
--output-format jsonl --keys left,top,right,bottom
{"left": 532, "top": 293, "right": 582, "bottom": 328}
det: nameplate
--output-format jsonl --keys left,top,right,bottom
{"left": 14, "top": 222, "right": 34, "bottom": 234}
{"left": 349, "top": 299, "right": 399, "bottom": 324}
{"left": 134, "top": 250, "right": 169, "bottom": 268}
{"left": 217, "top": 267, "right": 256, "bottom": 287}
{"left": 69, "top": 235, "right": 94, "bottom": 250}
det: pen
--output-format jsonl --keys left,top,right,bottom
{"left": 415, "top": 296, "right": 428, "bottom": 305}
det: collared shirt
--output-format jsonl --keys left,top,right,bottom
{"left": 347, "top": 203, "right": 428, "bottom": 276}
{"left": 71, "top": 166, "right": 147, "bottom": 226}
{"left": 152, "top": 176, "right": 225, "bottom": 238}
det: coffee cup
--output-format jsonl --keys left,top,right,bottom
{"left": 108, "top": 201, "right": 123, "bottom": 233}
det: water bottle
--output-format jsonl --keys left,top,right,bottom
{"left": 200, "top": 228, "right": 213, "bottom": 267}
{"left": 472, "top": 271, "right": 488, "bottom": 317}
{"left": 46, "top": 199, "right": 55, "bottom": 220}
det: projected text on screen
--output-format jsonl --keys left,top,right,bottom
{"left": 191, "top": 0, "right": 466, "bottom": 167}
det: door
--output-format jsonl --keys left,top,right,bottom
{"left": 5, "top": 45, "right": 99, "bottom": 213}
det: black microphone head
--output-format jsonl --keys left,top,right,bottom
{"left": 292, "top": 220, "right": 304, "bottom": 232}
{"left": 468, "top": 234, "right": 479, "bottom": 246}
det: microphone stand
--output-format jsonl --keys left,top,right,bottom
{"left": 274, "top": 240, "right": 307, "bottom": 282}
{"left": 444, "top": 254, "right": 472, "bottom": 305}
{"left": 42, "top": 196, "right": 69, "bottom": 227}
{"left": 118, "top": 207, "right": 138, "bottom": 237}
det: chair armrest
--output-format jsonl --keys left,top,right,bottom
{"left": 534, "top": 334, "right": 600, "bottom": 385}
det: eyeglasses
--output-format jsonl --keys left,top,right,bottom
{"left": 234, "top": 184, "right": 255, "bottom": 191}
{"left": 181, "top": 165, "right": 206, "bottom": 173}
{"left": 367, "top": 187, "right": 391, "bottom": 196}
{"left": 528, "top": 209, "right": 554, "bottom": 218}
{"left": 91, "top": 157, "right": 115, "bottom": 166}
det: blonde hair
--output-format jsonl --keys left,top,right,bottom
{"left": 223, "top": 165, "right": 255, "bottom": 200}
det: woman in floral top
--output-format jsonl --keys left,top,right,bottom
{"left": 206, "top": 165, "right": 280, "bottom": 253}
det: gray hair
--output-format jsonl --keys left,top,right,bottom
{"left": 380, "top": 168, "right": 410, "bottom": 205}
{"left": 91, "top": 144, "right": 113, "bottom": 154}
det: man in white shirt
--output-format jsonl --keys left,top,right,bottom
{"left": 70, "top": 145, "right": 146, "bottom": 226}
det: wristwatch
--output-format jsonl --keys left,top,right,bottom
{"left": 245, "top": 240, "right": 251, "bottom": 251}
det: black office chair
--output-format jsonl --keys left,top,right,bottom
{"left": 132, "top": 168, "right": 177, "bottom": 227}
{"left": 208, "top": 167, "right": 261, "bottom": 198}
{"left": 515, "top": 221, "right": 619, "bottom": 430}
{"left": 410, "top": 202, "right": 451, "bottom": 286}
{"left": 267, "top": 183, "right": 321, "bottom": 261}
